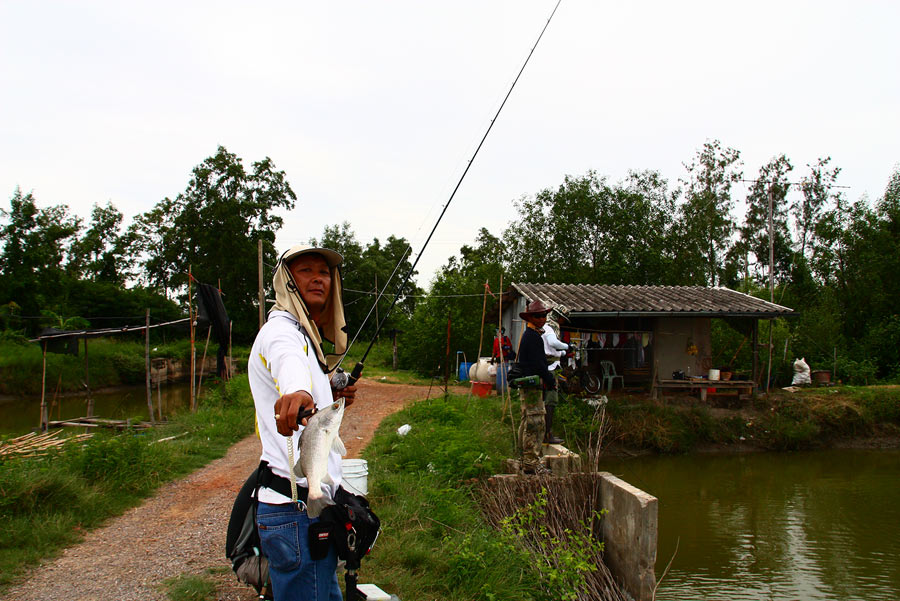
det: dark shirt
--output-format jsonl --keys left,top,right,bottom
{"left": 517, "top": 326, "right": 555, "bottom": 389}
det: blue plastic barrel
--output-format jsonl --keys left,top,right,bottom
{"left": 495, "top": 363, "right": 508, "bottom": 393}
{"left": 459, "top": 362, "right": 473, "bottom": 381}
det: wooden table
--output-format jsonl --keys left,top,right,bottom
{"left": 655, "top": 379, "right": 755, "bottom": 401}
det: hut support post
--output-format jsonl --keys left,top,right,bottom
{"left": 751, "top": 319, "right": 759, "bottom": 398}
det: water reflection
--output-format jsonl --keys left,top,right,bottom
{"left": 0, "top": 382, "right": 193, "bottom": 435}
{"left": 600, "top": 449, "right": 900, "bottom": 600}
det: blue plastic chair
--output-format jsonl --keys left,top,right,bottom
{"left": 600, "top": 360, "right": 624, "bottom": 393}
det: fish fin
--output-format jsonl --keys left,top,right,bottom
{"left": 332, "top": 436, "right": 346, "bottom": 456}
{"left": 307, "top": 493, "right": 326, "bottom": 519}
{"left": 293, "top": 458, "right": 305, "bottom": 479}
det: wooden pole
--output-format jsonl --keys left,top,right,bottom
{"left": 374, "top": 273, "right": 379, "bottom": 339}
{"left": 40, "top": 340, "right": 48, "bottom": 432}
{"left": 499, "top": 274, "right": 510, "bottom": 413}
{"left": 157, "top": 377, "right": 162, "bottom": 422}
{"left": 228, "top": 320, "right": 233, "bottom": 380}
{"left": 392, "top": 329, "right": 399, "bottom": 371}
{"left": 258, "top": 239, "right": 265, "bottom": 330}
{"left": 189, "top": 265, "right": 195, "bottom": 412}
{"left": 84, "top": 337, "right": 93, "bottom": 417}
{"left": 444, "top": 309, "right": 451, "bottom": 393}
{"left": 751, "top": 319, "right": 759, "bottom": 398}
{"left": 476, "top": 279, "right": 488, "bottom": 361}
{"left": 767, "top": 185, "right": 774, "bottom": 394}
{"left": 196, "top": 326, "right": 212, "bottom": 402}
{"left": 145, "top": 309, "right": 155, "bottom": 424}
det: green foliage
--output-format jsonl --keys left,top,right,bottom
{"left": 504, "top": 170, "right": 681, "bottom": 285}
{"left": 677, "top": 140, "right": 743, "bottom": 286}
{"left": 403, "top": 228, "right": 509, "bottom": 376}
{"left": 161, "top": 574, "right": 216, "bottom": 601}
{"left": 0, "top": 375, "right": 255, "bottom": 588}
{"left": 361, "top": 393, "right": 547, "bottom": 601}
{"left": 312, "top": 222, "right": 420, "bottom": 341}
{"left": 497, "top": 488, "right": 604, "bottom": 601}
{"left": 128, "top": 146, "right": 296, "bottom": 342}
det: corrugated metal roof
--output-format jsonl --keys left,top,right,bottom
{"left": 511, "top": 283, "right": 794, "bottom": 317}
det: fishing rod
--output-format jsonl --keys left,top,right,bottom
{"left": 337, "top": 0, "right": 563, "bottom": 388}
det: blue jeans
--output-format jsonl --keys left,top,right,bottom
{"left": 257, "top": 501, "right": 342, "bottom": 601}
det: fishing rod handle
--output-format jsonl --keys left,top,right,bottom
{"left": 346, "top": 362, "right": 364, "bottom": 387}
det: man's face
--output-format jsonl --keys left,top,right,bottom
{"left": 529, "top": 313, "right": 548, "bottom": 328}
{"left": 288, "top": 254, "right": 332, "bottom": 317}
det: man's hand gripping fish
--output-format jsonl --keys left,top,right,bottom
{"left": 293, "top": 398, "right": 346, "bottom": 518}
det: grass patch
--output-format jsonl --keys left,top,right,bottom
{"left": 342, "top": 338, "right": 435, "bottom": 385}
{"left": 0, "top": 375, "right": 255, "bottom": 591}
{"left": 360, "top": 392, "right": 550, "bottom": 600}
{"left": 0, "top": 337, "right": 243, "bottom": 396}
{"left": 161, "top": 573, "right": 217, "bottom": 601}
{"left": 554, "top": 385, "right": 900, "bottom": 455}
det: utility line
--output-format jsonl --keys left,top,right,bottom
{"left": 29, "top": 317, "right": 191, "bottom": 341}
{"left": 340, "top": 0, "right": 563, "bottom": 384}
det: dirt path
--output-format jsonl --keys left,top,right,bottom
{"left": 2, "top": 379, "right": 446, "bottom": 601}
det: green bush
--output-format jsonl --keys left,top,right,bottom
{"left": 362, "top": 393, "right": 545, "bottom": 601}
{"left": 0, "top": 375, "right": 255, "bottom": 589}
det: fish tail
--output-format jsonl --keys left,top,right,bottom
{"left": 306, "top": 491, "right": 327, "bottom": 519}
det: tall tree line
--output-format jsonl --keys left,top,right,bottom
{"left": 405, "top": 141, "right": 900, "bottom": 382}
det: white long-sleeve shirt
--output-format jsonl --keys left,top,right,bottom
{"left": 248, "top": 310, "right": 342, "bottom": 504}
{"left": 542, "top": 326, "right": 569, "bottom": 371}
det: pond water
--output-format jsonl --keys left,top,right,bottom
{"left": 600, "top": 449, "right": 900, "bottom": 600}
{"left": 0, "top": 382, "right": 193, "bottom": 435}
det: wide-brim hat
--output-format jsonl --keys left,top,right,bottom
{"left": 519, "top": 299, "right": 551, "bottom": 320}
{"left": 279, "top": 244, "right": 343, "bottom": 268}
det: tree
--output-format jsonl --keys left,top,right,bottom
{"left": 69, "top": 201, "right": 132, "bottom": 283}
{"left": 794, "top": 157, "right": 841, "bottom": 262}
{"left": 311, "top": 223, "right": 419, "bottom": 344}
{"left": 133, "top": 147, "right": 296, "bottom": 341}
{"left": 404, "top": 228, "right": 507, "bottom": 375}
{"left": 502, "top": 170, "right": 680, "bottom": 285}
{"left": 677, "top": 140, "right": 743, "bottom": 286}
{"left": 0, "top": 188, "right": 80, "bottom": 326}
{"left": 740, "top": 154, "right": 794, "bottom": 287}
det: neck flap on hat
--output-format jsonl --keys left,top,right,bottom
{"left": 271, "top": 260, "right": 347, "bottom": 373}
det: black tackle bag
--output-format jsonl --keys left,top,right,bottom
{"left": 322, "top": 487, "right": 381, "bottom": 570}
{"left": 225, "top": 467, "right": 272, "bottom": 599}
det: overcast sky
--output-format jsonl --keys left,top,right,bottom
{"left": 2, "top": 1, "right": 898, "bottom": 289}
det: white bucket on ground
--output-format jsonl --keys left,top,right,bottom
{"left": 708, "top": 368, "right": 720, "bottom": 381}
{"left": 342, "top": 458, "right": 369, "bottom": 496}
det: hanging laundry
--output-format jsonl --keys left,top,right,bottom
{"left": 599, "top": 333, "right": 606, "bottom": 347}
{"left": 612, "top": 333, "right": 620, "bottom": 347}
{"left": 642, "top": 332, "right": 650, "bottom": 347}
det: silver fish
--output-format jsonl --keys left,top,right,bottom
{"left": 293, "top": 398, "right": 346, "bottom": 518}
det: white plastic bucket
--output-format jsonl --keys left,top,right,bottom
{"left": 708, "top": 368, "right": 720, "bottom": 381}
{"left": 342, "top": 458, "right": 369, "bottom": 496}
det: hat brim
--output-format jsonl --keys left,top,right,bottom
{"left": 281, "top": 246, "right": 343, "bottom": 268}
{"left": 519, "top": 310, "right": 549, "bottom": 320}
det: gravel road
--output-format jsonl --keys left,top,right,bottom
{"left": 1, "top": 378, "right": 444, "bottom": 601}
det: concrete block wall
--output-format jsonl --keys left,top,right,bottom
{"left": 599, "top": 472, "right": 658, "bottom": 601}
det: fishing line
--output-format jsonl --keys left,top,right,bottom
{"left": 340, "top": 0, "right": 563, "bottom": 385}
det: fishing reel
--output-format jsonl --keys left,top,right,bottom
{"left": 331, "top": 368, "right": 349, "bottom": 390}
{"left": 331, "top": 363, "right": 364, "bottom": 390}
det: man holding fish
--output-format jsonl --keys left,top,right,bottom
{"left": 248, "top": 244, "right": 357, "bottom": 601}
